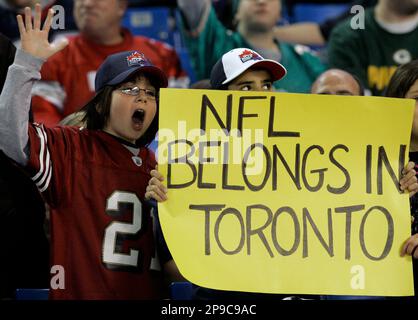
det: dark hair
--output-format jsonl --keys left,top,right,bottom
{"left": 352, "top": 74, "right": 365, "bottom": 96}
{"left": 386, "top": 60, "right": 418, "bottom": 98}
{"left": 82, "top": 86, "right": 113, "bottom": 130}
{"left": 190, "top": 79, "right": 212, "bottom": 90}
{"left": 81, "top": 73, "right": 161, "bottom": 147}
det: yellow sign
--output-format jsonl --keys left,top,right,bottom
{"left": 158, "top": 88, "right": 415, "bottom": 296}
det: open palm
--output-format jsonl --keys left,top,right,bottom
{"left": 17, "top": 4, "right": 68, "bottom": 59}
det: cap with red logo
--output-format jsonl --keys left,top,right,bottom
{"left": 95, "top": 50, "right": 168, "bottom": 92}
{"left": 210, "top": 48, "right": 287, "bottom": 89}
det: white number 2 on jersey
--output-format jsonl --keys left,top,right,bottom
{"left": 103, "top": 191, "right": 142, "bottom": 268}
{"left": 102, "top": 191, "right": 160, "bottom": 272}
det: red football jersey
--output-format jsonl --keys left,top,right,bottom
{"left": 26, "top": 124, "right": 163, "bottom": 300}
{"left": 31, "top": 28, "right": 189, "bottom": 126}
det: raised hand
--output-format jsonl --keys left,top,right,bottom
{"left": 17, "top": 3, "right": 68, "bottom": 59}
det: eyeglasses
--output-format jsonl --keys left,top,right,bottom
{"left": 117, "top": 86, "right": 157, "bottom": 99}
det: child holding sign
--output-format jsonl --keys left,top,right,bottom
{"left": 0, "top": 5, "right": 169, "bottom": 299}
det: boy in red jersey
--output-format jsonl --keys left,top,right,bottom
{"left": 0, "top": 5, "right": 167, "bottom": 299}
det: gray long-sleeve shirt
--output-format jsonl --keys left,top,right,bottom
{"left": 0, "top": 49, "right": 45, "bottom": 166}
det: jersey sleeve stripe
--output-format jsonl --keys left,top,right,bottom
{"left": 35, "top": 129, "right": 51, "bottom": 187}
{"left": 31, "top": 126, "right": 47, "bottom": 181}
{"left": 38, "top": 161, "right": 52, "bottom": 192}
{"left": 31, "top": 126, "right": 52, "bottom": 192}
{"left": 36, "top": 155, "right": 52, "bottom": 190}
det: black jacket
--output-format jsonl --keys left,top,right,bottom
{"left": 0, "top": 33, "right": 49, "bottom": 299}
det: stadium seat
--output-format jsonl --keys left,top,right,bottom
{"left": 292, "top": 3, "right": 350, "bottom": 24}
{"left": 170, "top": 282, "right": 194, "bottom": 300}
{"left": 15, "top": 288, "right": 49, "bottom": 300}
{"left": 122, "top": 7, "right": 175, "bottom": 45}
{"left": 176, "top": 47, "right": 197, "bottom": 85}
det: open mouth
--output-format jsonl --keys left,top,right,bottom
{"left": 132, "top": 109, "right": 145, "bottom": 125}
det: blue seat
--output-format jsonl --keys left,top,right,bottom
{"left": 292, "top": 3, "right": 350, "bottom": 24}
{"left": 122, "top": 7, "right": 175, "bottom": 45}
{"left": 15, "top": 288, "right": 49, "bottom": 300}
{"left": 170, "top": 282, "right": 194, "bottom": 300}
{"left": 176, "top": 47, "right": 197, "bottom": 85}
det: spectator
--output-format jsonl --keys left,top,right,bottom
{"left": 177, "top": 0, "right": 326, "bottom": 93}
{"left": 0, "top": 5, "right": 168, "bottom": 299}
{"left": 31, "top": 0, "right": 189, "bottom": 127}
{"left": 328, "top": 0, "right": 418, "bottom": 96}
{"left": 311, "top": 68, "right": 364, "bottom": 95}
{"left": 0, "top": 32, "right": 49, "bottom": 300}
{"left": 387, "top": 59, "right": 418, "bottom": 299}
{"left": 0, "top": 0, "right": 76, "bottom": 43}
{"left": 273, "top": 0, "right": 377, "bottom": 46}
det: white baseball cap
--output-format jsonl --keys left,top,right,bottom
{"left": 210, "top": 48, "right": 287, "bottom": 89}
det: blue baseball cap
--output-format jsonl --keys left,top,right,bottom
{"left": 95, "top": 50, "right": 168, "bottom": 92}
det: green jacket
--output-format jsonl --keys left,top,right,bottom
{"left": 180, "top": 7, "right": 326, "bottom": 93}
{"left": 328, "top": 8, "right": 418, "bottom": 96}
